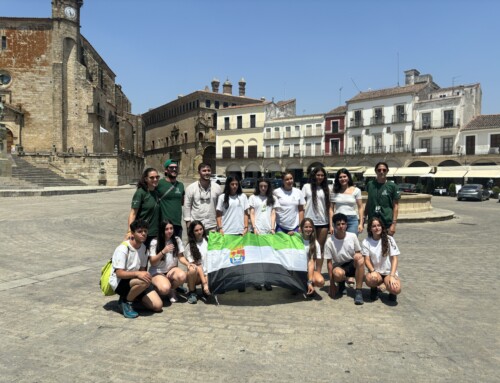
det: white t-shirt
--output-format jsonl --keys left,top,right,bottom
{"left": 183, "top": 181, "right": 222, "bottom": 230}
{"left": 361, "top": 236, "right": 400, "bottom": 276}
{"left": 109, "top": 241, "right": 148, "bottom": 290}
{"left": 248, "top": 194, "right": 279, "bottom": 234}
{"left": 331, "top": 187, "right": 362, "bottom": 217}
{"left": 273, "top": 187, "right": 305, "bottom": 230}
{"left": 324, "top": 232, "right": 361, "bottom": 265}
{"left": 302, "top": 183, "right": 330, "bottom": 225}
{"left": 216, "top": 194, "right": 249, "bottom": 235}
{"left": 148, "top": 236, "right": 184, "bottom": 275}
{"left": 303, "top": 238, "right": 321, "bottom": 260}
{"left": 184, "top": 238, "right": 208, "bottom": 274}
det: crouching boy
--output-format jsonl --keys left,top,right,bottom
{"left": 109, "top": 219, "right": 163, "bottom": 318}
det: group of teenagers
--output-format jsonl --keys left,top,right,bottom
{"left": 109, "top": 159, "right": 403, "bottom": 318}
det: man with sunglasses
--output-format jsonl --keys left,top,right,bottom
{"left": 365, "top": 162, "right": 400, "bottom": 235}
{"left": 183, "top": 163, "right": 222, "bottom": 232}
{"left": 158, "top": 159, "right": 185, "bottom": 238}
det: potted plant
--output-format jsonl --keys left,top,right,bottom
{"left": 492, "top": 186, "right": 500, "bottom": 199}
{"left": 448, "top": 183, "right": 456, "bottom": 197}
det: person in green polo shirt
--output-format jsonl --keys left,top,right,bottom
{"left": 365, "top": 162, "right": 400, "bottom": 235}
{"left": 158, "top": 159, "right": 185, "bottom": 238}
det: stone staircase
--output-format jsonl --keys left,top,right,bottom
{"left": 6, "top": 156, "right": 87, "bottom": 188}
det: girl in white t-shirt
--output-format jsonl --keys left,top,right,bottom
{"left": 362, "top": 217, "right": 402, "bottom": 303}
{"left": 249, "top": 178, "right": 278, "bottom": 235}
{"left": 273, "top": 172, "right": 305, "bottom": 235}
{"left": 185, "top": 220, "right": 210, "bottom": 304}
{"left": 149, "top": 219, "right": 190, "bottom": 303}
{"left": 300, "top": 218, "right": 325, "bottom": 296}
{"left": 216, "top": 176, "right": 249, "bottom": 235}
{"left": 331, "top": 168, "right": 364, "bottom": 235}
{"left": 302, "top": 166, "right": 333, "bottom": 273}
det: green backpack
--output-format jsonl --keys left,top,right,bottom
{"left": 100, "top": 241, "right": 129, "bottom": 296}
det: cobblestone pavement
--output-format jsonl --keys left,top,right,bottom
{"left": 0, "top": 191, "right": 498, "bottom": 382}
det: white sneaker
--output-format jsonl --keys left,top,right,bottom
{"left": 168, "top": 290, "right": 178, "bottom": 303}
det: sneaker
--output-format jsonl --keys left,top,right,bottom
{"left": 346, "top": 277, "right": 355, "bottom": 289}
{"left": 176, "top": 285, "right": 188, "bottom": 294}
{"left": 187, "top": 292, "right": 198, "bottom": 304}
{"left": 354, "top": 289, "right": 364, "bottom": 305}
{"left": 336, "top": 281, "right": 345, "bottom": 298}
{"left": 388, "top": 293, "right": 397, "bottom": 302}
{"left": 370, "top": 288, "right": 379, "bottom": 301}
{"left": 264, "top": 283, "right": 273, "bottom": 291}
{"left": 168, "top": 290, "right": 178, "bottom": 303}
{"left": 254, "top": 284, "right": 263, "bottom": 291}
{"left": 121, "top": 301, "right": 138, "bottom": 319}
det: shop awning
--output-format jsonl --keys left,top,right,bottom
{"left": 324, "top": 166, "right": 366, "bottom": 173}
{"left": 363, "top": 167, "right": 398, "bottom": 177}
{"left": 465, "top": 165, "right": 500, "bottom": 178}
{"left": 394, "top": 167, "right": 434, "bottom": 177}
{"left": 432, "top": 166, "right": 468, "bottom": 178}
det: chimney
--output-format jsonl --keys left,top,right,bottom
{"left": 238, "top": 77, "right": 246, "bottom": 96}
{"left": 211, "top": 78, "right": 220, "bottom": 93}
{"left": 223, "top": 78, "right": 232, "bottom": 95}
{"left": 404, "top": 69, "right": 420, "bottom": 85}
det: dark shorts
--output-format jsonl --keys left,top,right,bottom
{"left": 335, "top": 260, "right": 356, "bottom": 278}
{"left": 276, "top": 225, "right": 299, "bottom": 233}
{"left": 115, "top": 278, "right": 155, "bottom": 301}
{"left": 315, "top": 224, "right": 330, "bottom": 229}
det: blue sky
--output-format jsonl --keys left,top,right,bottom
{"left": 2, "top": 0, "right": 499, "bottom": 115}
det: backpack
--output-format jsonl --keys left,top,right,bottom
{"left": 100, "top": 241, "right": 129, "bottom": 296}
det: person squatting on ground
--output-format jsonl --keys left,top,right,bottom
{"left": 300, "top": 218, "right": 325, "bottom": 296}
{"left": 330, "top": 168, "right": 364, "bottom": 235}
{"left": 365, "top": 162, "right": 400, "bottom": 236}
{"left": 362, "top": 217, "right": 402, "bottom": 303}
{"left": 148, "top": 219, "right": 190, "bottom": 303}
{"left": 127, "top": 167, "right": 160, "bottom": 248}
{"left": 216, "top": 176, "right": 249, "bottom": 235}
{"left": 158, "top": 159, "right": 185, "bottom": 238}
{"left": 302, "top": 166, "right": 333, "bottom": 276}
{"left": 110, "top": 219, "right": 163, "bottom": 318}
{"left": 183, "top": 163, "right": 222, "bottom": 233}
{"left": 184, "top": 221, "right": 211, "bottom": 304}
{"left": 273, "top": 171, "right": 305, "bottom": 235}
{"left": 324, "top": 213, "right": 365, "bottom": 305}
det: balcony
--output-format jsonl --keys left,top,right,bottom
{"left": 346, "top": 146, "right": 365, "bottom": 155}
{"left": 417, "top": 118, "right": 461, "bottom": 130}
{"left": 392, "top": 114, "right": 408, "bottom": 123}
{"left": 350, "top": 119, "right": 364, "bottom": 128}
{"left": 302, "top": 149, "right": 324, "bottom": 157}
{"left": 303, "top": 127, "right": 323, "bottom": 137}
{"left": 388, "top": 144, "right": 411, "bottom": 153}
{"left": 367, "top": 146, "right": 386, "bottom": 154}
{"left": 370, "top": 116, "right": 385, "bottom": 126}
{"left": 413, "top": 146, "right": 459, "bottom": 156}
{"left": 264, "top": 132, "right": 281, "bottom": 140}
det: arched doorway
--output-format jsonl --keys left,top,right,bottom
{"left": 226, "top": 163, "right": 242, "bottom": 180}
{"left": 203, "top": 145, "right": 215, "bottom": 169}
{"left": 244, "top": 163, "right": 261, "bottom": 178}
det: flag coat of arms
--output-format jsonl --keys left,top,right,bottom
{"left": 207, "top": 232, "right": 308, "bottom": 294}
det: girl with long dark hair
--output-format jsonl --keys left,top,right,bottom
{"left": 216, "top": 176, "right": 249, "bottom": 235}
{"left": 300, "top": 218, "right": 325, "bottom": 296}
{"left": 184, "top": 221, "right": 210, "bottom": 304}
{"left": 148, "top": 219, "right": 189, "bottom": 303}
{"left": 302, "top": 166, "right": 332, "bottom": 273}
{"left": 362, "top": 217, "right": 402, "bottom": 303}
{"left": 331, "top": 168, "right": 364, "bottom": 235}
{"left": 273, "top": 171, "right": 305, "bottom": 235}
{"left": 249, "top": 178, "right": 278, "bottom": 235}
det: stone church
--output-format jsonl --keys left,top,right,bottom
{"left": 0, "top": 0, "right": 142, "bottom": 185}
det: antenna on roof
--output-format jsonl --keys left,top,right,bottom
{"left": 397, "top": 52, "right": 400, "bottom": 87}
{"left": 350, "top": 78, "right": 361, "bottom": 93}
{"left": 339, "top": 86, "right": 343, "bottom": 105}
{"left": 452, "top": 75, "right": 461, "bottom": 87}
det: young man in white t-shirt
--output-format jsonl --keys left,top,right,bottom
{"left": 110, "top": 219, "right": 163, "bottom": 318}
{"left": 324, "top": 213, "right": 365, "bottom": 305}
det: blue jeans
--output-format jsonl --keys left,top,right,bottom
{"left": 346, "top": 215, "right": 359, "bottom": 235}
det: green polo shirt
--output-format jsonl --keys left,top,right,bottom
{"left": 157, "top": 178, "right": 184, "bottom": 226}
{"left": 365, "top": 180, "right": 400, "bottom": 228}
{"left": 131, "top": 188, "right": 160, "bottom": 237}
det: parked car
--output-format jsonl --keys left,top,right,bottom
{"left": 267, "top": 178, "right": 283, "bottom": 189}
{"left": 433, "top": 187, "right": 449, "bottom": 196}
{"left": 456, "top": 184, "right": 490, "bottom": 201}
{"left": 327, "top": 178, "right": 335, "bottom": 190}
{"left": 210, "top": 174, "right": 226, "bottom": 185}
{"left": 397, "top": 183, "right": 417, "bottom": 193}
{"left": 241, "top": 177, "right": 258, "bottom": 189}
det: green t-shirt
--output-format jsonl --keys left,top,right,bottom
{"left": 365, "top": 180, "right": 400, "bottom": 228}
{"left": 131, "top": 188, "right": 160, "bottom": 237}
{"left": 157, "top": 178, "right": 184, "bottom": 226}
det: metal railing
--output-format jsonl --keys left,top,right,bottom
{"left": 417, "top": 118, "right": 461, "bottom": 130}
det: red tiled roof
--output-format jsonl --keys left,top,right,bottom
{"left": 462, "top": 115, "right": 500, "bottom": 131}
{"left": 326, "top": 105, "right": 346, "bottom": 115}
{"left": 347, "top": 83, "right": 428, "bottom": 103}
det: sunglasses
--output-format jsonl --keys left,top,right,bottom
{"left": 148, "top": 176, "right": 160, "bottom": 180}
{"left": 376, "top": 168, "right": 388, "bottom": 173}
{"left": 168, "top": 167, "right": 178, "bottom": 171}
